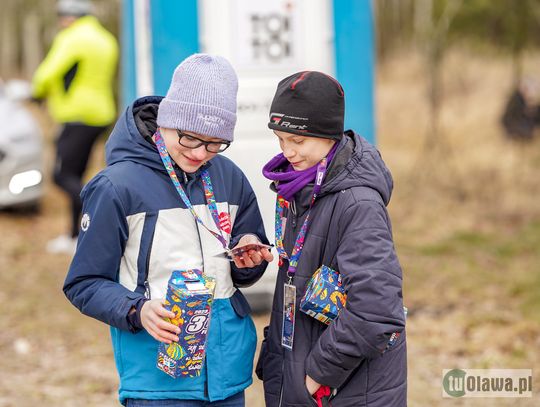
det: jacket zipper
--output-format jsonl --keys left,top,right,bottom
{"left": 186, "top": 179, "right": 206, "bottom": 267}
{"left": 143, "top": 225, "right": 155, "bottom": 299}
{"left": 189, "top": 177, "right": 208, "bottom": 397}
{"left": 290, "top": 200, "right": 297, "bottom": 229}
{"left": 278, "top": 359, "right": 284, "bottom": 406}
{"left": 278, "top": 199, "right": 296, "bottom": 406}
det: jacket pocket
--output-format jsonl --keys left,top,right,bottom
{"left": 229, "top": 288, "right": 252, "bottom": 318}
{"left": 303, "top": 382, "right": 320, "bottom": 406}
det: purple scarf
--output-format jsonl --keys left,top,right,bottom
{"left": 262, "top": 142, "right": 339, "bottom": 201}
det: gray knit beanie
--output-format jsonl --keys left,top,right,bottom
{"left": 157, "top": 53, "right": 238, "bottom": 142}
{"left": 57, "top": 0, "right": 93, "bottom": 16}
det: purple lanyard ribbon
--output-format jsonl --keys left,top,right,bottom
{"left": 275, "top": 158, "right": 328, "bottom": 281}
{"left": 154, "top": 129, "right": 229, "bottom": 251}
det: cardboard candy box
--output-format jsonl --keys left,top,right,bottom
{"left": 156, "top": 269, "right": 215, "bottom": 378}
{"left": 299, "top": 265, "right": 347, "bottom": 325}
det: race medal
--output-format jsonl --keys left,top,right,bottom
{"left": 282, "top": 283, "right": 296, "bottom": 350}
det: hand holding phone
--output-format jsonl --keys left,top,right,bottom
{"left": 231, "top": 242, "right": 274, "bottom": 257}
{"left": 230, "top": 235, "right": 274, "bottom": 268}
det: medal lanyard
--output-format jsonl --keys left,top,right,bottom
{"left": 275, "top": 158, "right": 328, "bottom": 282}
{"left": 154, "top": 129, "right": 228, "bottom": 251}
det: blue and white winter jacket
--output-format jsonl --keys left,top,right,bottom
{"left": 63, "top": 96, "right": 269, "bottom": 404}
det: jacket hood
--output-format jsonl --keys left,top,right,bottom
{"left": 105, "top": 96, "right": 166, "bottom": 172}
{"left": 322, "top": 130, "right": 393, "bottom": 206}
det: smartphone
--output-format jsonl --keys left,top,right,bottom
{"left": 230, "top": 243, "right": 274, "bottom": 257}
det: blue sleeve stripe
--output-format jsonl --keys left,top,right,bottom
{"left": 136, "top": 211, "right": 158, "bottom": 295}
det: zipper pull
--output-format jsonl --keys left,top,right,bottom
{"left": 144, "top": 280, "right": 151, "bottom": 299}
{"left": 290, "top": 200, "right": 297, "bottom": 228}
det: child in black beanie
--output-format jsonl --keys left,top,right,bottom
{"left": 260, "top": 71, "right": 407, "bottom": 407}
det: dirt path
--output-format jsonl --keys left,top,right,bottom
{"left": 1, "top": 49, "right": 539, "bottom": 406}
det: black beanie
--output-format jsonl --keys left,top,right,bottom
{"left": 268, "top": 71, "right": 345, "bottom": 140}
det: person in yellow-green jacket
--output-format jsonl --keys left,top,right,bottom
{"left": 32, "top": 0, "right": 118, "bottom": 254}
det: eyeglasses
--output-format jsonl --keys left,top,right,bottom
{"left": 176, "top": 130, "right": 230, "bottom": 153}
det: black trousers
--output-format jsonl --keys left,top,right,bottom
{"left": 53, "top": 123, "right": 107, "bottom": 237}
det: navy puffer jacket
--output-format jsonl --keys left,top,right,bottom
{"left": 257, "top": 131, "right": 407, "bottom": 407}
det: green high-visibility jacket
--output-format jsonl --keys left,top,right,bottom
{"left": 32, "top": 15, "right": 118, "bottom": 126}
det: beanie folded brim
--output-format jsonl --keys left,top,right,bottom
{"left": 157, "top": 99, "right": 236, "bottom": 142}
{"left": 268, "top": 122, "right": 343, "bottom": 141}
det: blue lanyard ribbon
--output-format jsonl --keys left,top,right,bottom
{"left": 154, "top": 129, "right": 229, "bottom": 251}
{"left": 274, "top": 158, "right": 328, "bottom": 281}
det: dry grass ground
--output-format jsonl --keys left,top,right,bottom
{"left": 378, "top": 48, "right": 540, "bottom": 406}
{"left": 1, "top": 49, "right": 539, "bottom": 406}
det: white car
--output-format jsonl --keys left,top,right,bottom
{"left": 0, "top": 80, "right": 44, "bottom": 210}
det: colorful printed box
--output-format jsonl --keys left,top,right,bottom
{"left": 299, "top": 265, "right": 347, "bottom": 325}
{"left": 157, "top": 269, "right": 215, "bottom": 378}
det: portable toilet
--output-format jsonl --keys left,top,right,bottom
{"left": 122, "top": 0, "right": 375, "bottom": 310}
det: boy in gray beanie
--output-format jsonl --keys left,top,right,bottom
{"left": 64, "top": 53, "right": 273, "bottom": 406}
{"left": 157, "top": 53, "right": 237, "bottom": 141}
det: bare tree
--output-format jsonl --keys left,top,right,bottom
{"left": 420, "top": 0, "right": 463, "bottom": 148}
{"left": 411, "top": 0, "right": 466, "bottom": 192}
{"left": 1, "top": 0, "right": 18, "bottom": 77}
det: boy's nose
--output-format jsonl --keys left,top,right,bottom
{"left": 191, "top": 145, "right": 209, "bottom": 160}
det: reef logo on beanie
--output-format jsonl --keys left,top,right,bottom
{"left": 268, "top": 71, "right": 345, "bottom": 141}
{"left": 269, "top": 113, "right": 308, "bottom": 131}
{"left": 157, "top": 53, "right": 238, "bottom": 142}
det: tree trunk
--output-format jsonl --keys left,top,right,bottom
{"left": 0, "top": 0, "right": 17, "bottom": 77}
{"left": 22, "top": 12, "right": 42, "bottom": 80}
{"left": 414, "top": 0, "right": 432, "bottom": 48}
